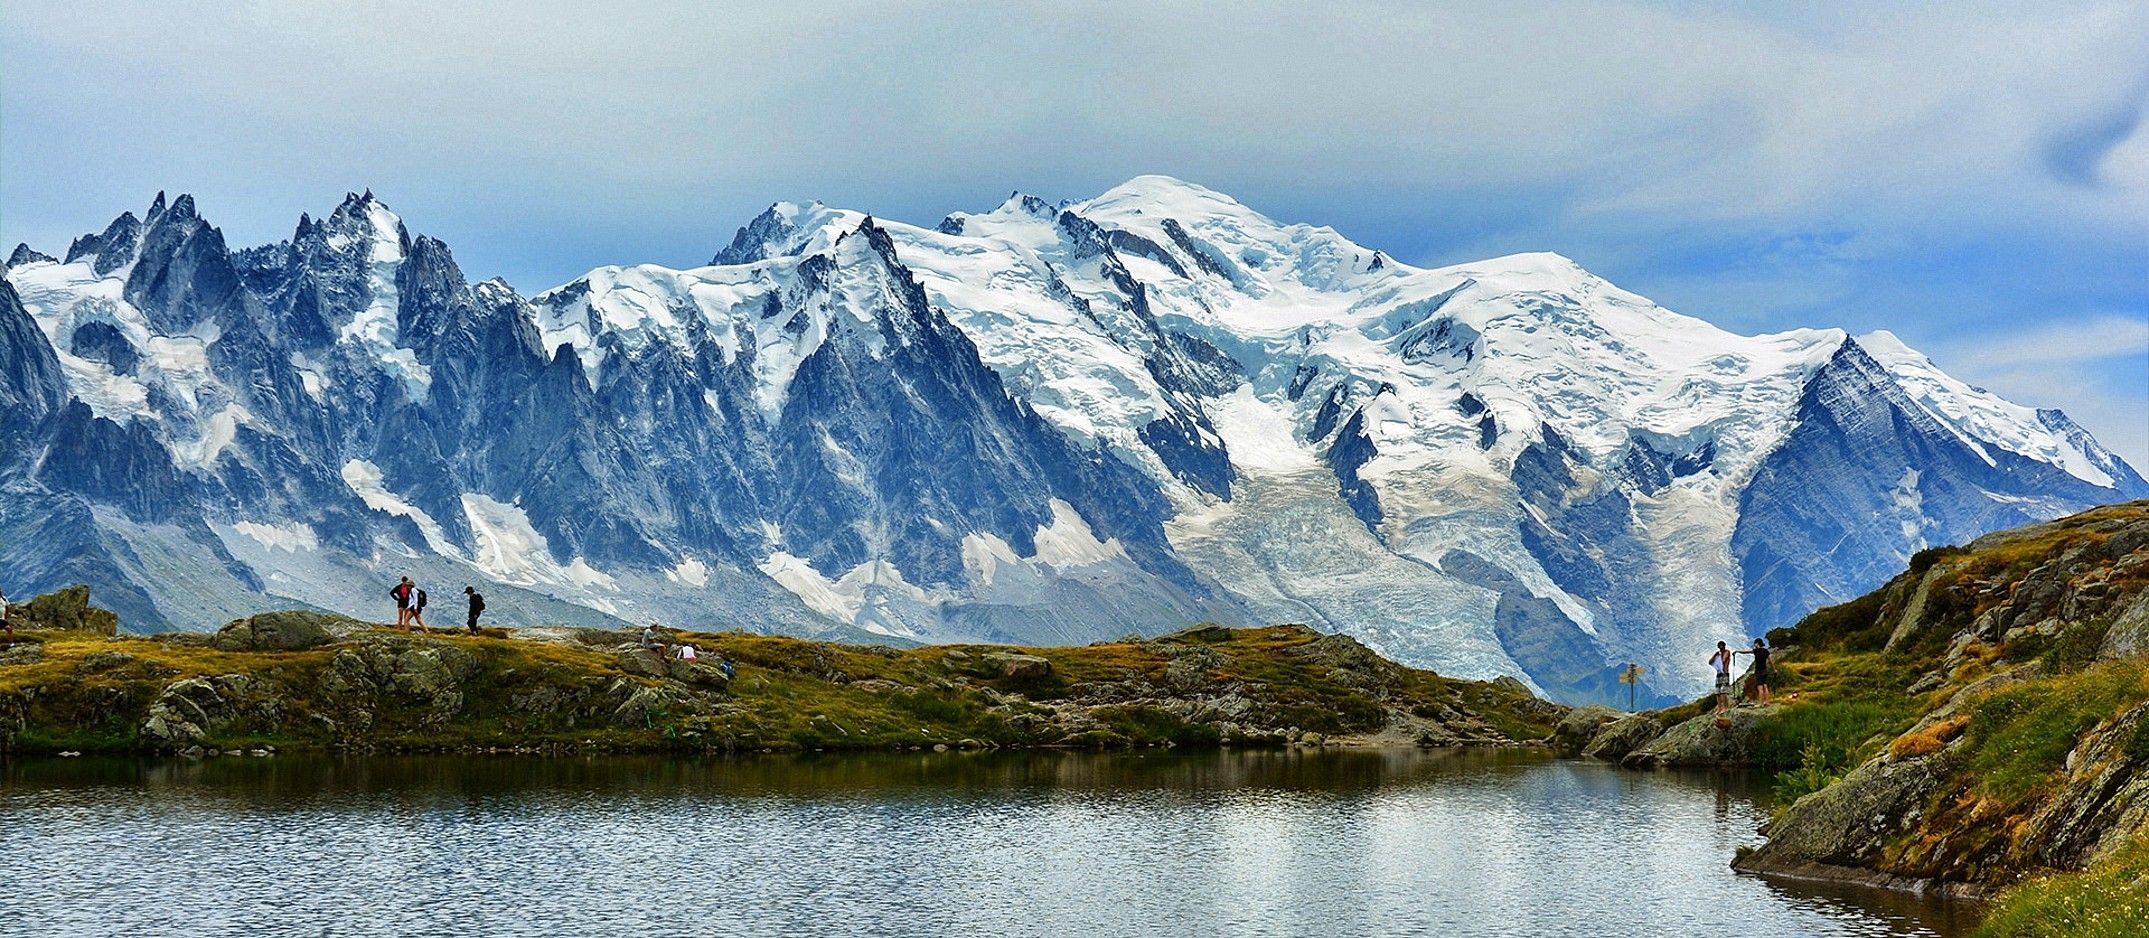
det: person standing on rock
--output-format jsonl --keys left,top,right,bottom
{"left": 409, "top": 584, "right": 431, "bottom": 634}
{"left": 390, "top": 577, "right": 415, "bottom": 629}
{"left": 1710, "top": 641, "right": 1736, "bottom": 715}
{"left": 1740, "top": 638, "right": 1772, "bottom": 705}
{"left": 1, "top": 585, "right": 11, "bottom": 643}
{"left": 464, "top": 586, "right": 485, "bottom": 635}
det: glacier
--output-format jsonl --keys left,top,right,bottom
{"left": 3, "top": 177, "right": 2142, "bottom": 706}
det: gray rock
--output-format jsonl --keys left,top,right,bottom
{"left": 1623, "top": 705, "right": 1780, "bottom": 768}
{"left": 140, "top": 674, "right": 274, "bottom": 747}
{"left": 0, "top": 643, "right": 44, "bottom": 667}
{"left": 11, "top": 585, "right": 118, "bottom": 636}
{"left": 2099, "top": 591, "right": 2149, "bottom": 661}
{"left": 1581, "top": 712, "right": 1662, "bottom": 761}
{"left": 212, "top": 611, "right": 357, "bottom": 651}
{"left": 1551, "top": 705, "right": 1621, "bottom": 757}
{"left": 985, "top": 652, "right": 1052, "bottom": 679}
{"left": 1734, "top": 752, "right": 1944, "bottom": 875}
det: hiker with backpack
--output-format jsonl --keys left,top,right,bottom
{"left": 464, "top": 586, "right": 485, "bottom": 634}
{"left": 390, "top": 577, "right": 415, "bottom": 629}
{"left": 408, "top": 583, "right": 431, "bottom": 634}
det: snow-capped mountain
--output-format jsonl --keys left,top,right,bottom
{"left": 5, "top": 178, "right": 2141, "bottom": 705}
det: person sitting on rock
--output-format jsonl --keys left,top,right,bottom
{"left": 390, "top": 577, "right": 414, "bottom": 629}
{"left": 675, "top": 643, "right": 698, "bottom": 662}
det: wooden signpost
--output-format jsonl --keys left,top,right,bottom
{"left": 1618, "top": 663, "right": 1645, "bottom": 711}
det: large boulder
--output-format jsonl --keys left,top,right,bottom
{"left": 10, "top": 585, "right": 119, "bottom": 635}
{"left": 1623, "top": 705, "right": 1779, "bottom": 768}
{"left": 212, "top": 611, "right": 358, "bottom": 652}
{"left": 1552, "top": 705, "right": 1621, "bottom": 756}
{"left": 316, "top": 638, "right": 481, "bottom": 733}
{"left": 1733, "top": 752, "right": 1945, "bottom": 879}
{"left": 140, "top": 674, "right": 277, "bottom": 747}
{"left": 2099, "top": 591, "right": 2149, "bottom": 662}
{"left": 613, "top": 644, "right": 670, "bottom": 678}
{"left": 985, "top": 652, "right": 1052, "bottom": 680}
{"left": 1581, "top": 712, "right": 1663, "bottom": 761}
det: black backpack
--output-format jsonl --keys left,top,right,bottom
{"left": 470, "top": 592, "right": 485, "bottom": 613}
{"left": 414, "top": 588, "right": 428, "bottom": 610}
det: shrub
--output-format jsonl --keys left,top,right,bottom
{"left": 1784, "top": 589, "right": 1891, "bottom": 653}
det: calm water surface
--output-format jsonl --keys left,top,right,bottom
{"left": 0, "top": 749, "right": 1977, "bottom": 937}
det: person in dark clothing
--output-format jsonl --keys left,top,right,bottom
{"left": 1740, "top": 638, "right": 1773, "bottom": 704}
{"left": 464, "top": 586, "right": 485, "bottom": 634}
{"left": 390, "top": 577, "right": 414, "bottom": 629}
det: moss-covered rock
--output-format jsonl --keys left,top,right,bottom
{"left": 1623, "top": 704, "right": 1781, "bottom": 769}
{"left": 212, "top": 611, "right": 357, "bottom": 652}
{"left": 1551, "top": 705, "right": 1620, "bottom": 757}
{"left": 12, "top": 585, "right": 118, "bottom": 635}
{"left": 1581, "top": 712, "right": 1663, "bottom": 761}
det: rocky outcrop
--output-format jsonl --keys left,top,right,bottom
{"left": 316, "top": 639, "right": 483, "bottom": 734}
{"left": 5, "top": 620, "right": 1560, "bottom": 755}
{"left": 1622, "top": 705, "right": 1779, "bottom": 769}
{"left": 1580, "top": 712, "right": 1664, "bottom": 762}
{"left": 1733, "top": 754, "right": 1949, "bottom": 888}
{"left": 1721, "top": 502, "right": 2149, "bottom": 897}
{"left": 9, "top": 585, "right": 119, "bottom": 636}
{"left": 212, "top": 611, "right": 361, "bottom": 651}
{"left": 1551, "top": 705, "right": 1620, "bottom": 757}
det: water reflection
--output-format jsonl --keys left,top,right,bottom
{"left": 0, "top": 750, "right": 1978, "bottom": 937}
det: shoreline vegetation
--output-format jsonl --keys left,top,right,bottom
{"left": 5, "top": 501, "right": 2144, "bottom": 937}
{"left": 0, "top": 604, "right": 1559, "bottom": 758}
{"left": 1556, "top": 500, "right": 2149, "bottom": 937}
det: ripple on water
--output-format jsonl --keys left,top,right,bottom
{"left": 0, "top": 750, "right": 1977, "bottom": 937}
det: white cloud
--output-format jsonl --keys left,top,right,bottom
{"left": 1938, "top": 315, "right": 2149, "bottom": 371}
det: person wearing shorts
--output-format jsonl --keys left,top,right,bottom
{"left": 1745, "top": 638, "right": 1772, "bottom": 704}
{"left": 1710, "top": 641, "right": 1735, "bottom": 715}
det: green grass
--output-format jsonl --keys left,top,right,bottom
{"left": 1975, "top": 837, "right": 2149, "bottom": 938}
{"left": 1961, "top": 660, "right": 2148, "bottom": 801}
{"left": 0, "top": 622, "right": 1560, "bottom": 755}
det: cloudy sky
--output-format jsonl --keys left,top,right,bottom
{"left": 5, "top": 1, "right": 2145, "bottom": 465}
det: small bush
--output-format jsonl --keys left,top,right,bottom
{"left": 1889, "top": 714, "right": 1970, "bottom": 759}
{"left": 1908, "top": 545, "right": 1966, "bottom": 576}
{"left": 1772, "top": 740, "right": 1845, "bottom": 803}
{"left": 1785, "top": 589, "right": 1891, "bottom": 653}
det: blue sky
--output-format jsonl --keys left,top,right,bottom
{"left": 5, "top": 1, "right": 2145, "bottom": 466}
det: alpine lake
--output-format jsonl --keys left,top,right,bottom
{"left": 0, "top": 748, "right": 1981, "bottom": 937}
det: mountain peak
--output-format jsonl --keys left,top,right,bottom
{"left": 711, "top": 199, "right": 865, "bottom": 267}
{"left": 1083, "top": 175, "right": 1258, "bottom": 222}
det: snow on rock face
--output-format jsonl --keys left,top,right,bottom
{"left": 340, "top": 459, "right": 455, "bottom": 555}
{"left": 8, "top": 181, "right": 2143, "bottom": 705}
{"left": 324, "top": 195, "right": 430, "bottom": 397}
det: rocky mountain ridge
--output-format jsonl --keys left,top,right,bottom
{"left": 6, "top": 179, "right": 2142, "bottom": 705}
